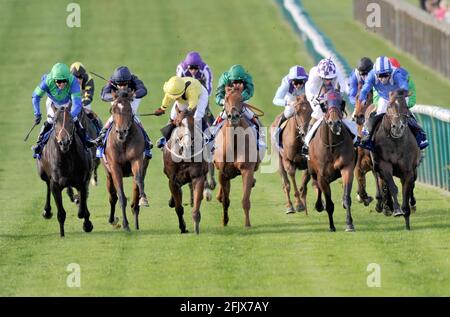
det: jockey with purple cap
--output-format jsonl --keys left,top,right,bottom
{"left": 176, "top": 51, "right": 213, "bottom": 96}
{"left": 303, "top": 57, "right": 357, "bottom": 156}
{"left": 272, "top": 65, "right": 309, "bottom": 141}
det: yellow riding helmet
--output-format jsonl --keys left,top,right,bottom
{"left": 163, "top": 76, "right": 185, "bottom": 98}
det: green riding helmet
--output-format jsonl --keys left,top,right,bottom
{"left": 228, "top": 64, "right": 247, "bottom": 81}
{"left": 50, "top": 63, "right": 71, "bottom": 81}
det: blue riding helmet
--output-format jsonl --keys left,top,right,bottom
{"left": 111, "top": 66, "right": 132, "bottom": 83}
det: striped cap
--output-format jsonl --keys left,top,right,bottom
{"left": 374, "top": 56, "right": 393, "bottom": 75}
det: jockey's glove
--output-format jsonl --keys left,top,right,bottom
{"left": 154, "top": 107, "right": 165, "bottom": 116}
{"left": 34, "top": 114, "right": 42, "bottom": 125}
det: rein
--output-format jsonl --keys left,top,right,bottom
{"left": 56, "top": 109, "right": 74, "bottom": 145}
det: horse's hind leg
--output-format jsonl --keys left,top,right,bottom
{"left": 207, "top": 162, "right": 216, "bottom": 190}
{"left": 341, "top": 166, "right": 355, "bottom": 232}
{"left": 67, "top": 186, "right": 79, "bottom": 205}
{"left": 378, "top": 163, "right": 402, "bottom": 217}
{"left": 298, "top": 170, "right": 310, "bottom": 214}
{"left": 42, "top": 180, "right": 53, "bottom": 219}
{"left": 279, "top": 159, "right": 294, "bottom": 214}
{"left": 106, "top": 172, "right": 120, "bottom": 229}
{"left": 401, "top": 173, "right": 415, "bottom": 230}
{"left": 189, "top": 183, "right": 194, "bottom": 207}
{"left": 169, "top": 180, "right": 187, "bottom": 233}
{"left": 50, "top": 182, "right": 66, "bottom": 237}
{"left": 132, "top": 160, "right": 148, "bottom": 207}
{"left": 78, "top": 182, "right": 93, "bottom": 233}
{"left": 191, "top": 177, "right": 205, "bottom": 234}
{"left": 318, "top": 178, "right": 335, "bottom": 232}
{"left": 91, "top": 158, "right": 100, "bottom": 187}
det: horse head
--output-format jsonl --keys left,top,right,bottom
{"left": 224, "top": 86, "right": 244, "bottom": 127}
{"left": 52, "top": 105, "right": 75, "bottom": 153}
{"left": 111, "top": 93, "right": 134, "bottom": 143}
{"left": 385, "top": 89, "right": 409, "bottom": 139}
{"left": 324, "top": 91, "right": 344, "bottom": 135}
{"left": 172, "top": 108, "right": 196, "bottom": 156}
{"left": 293, "top": 94, "right": 312, "bottom": 140}
{"left": 353, "top": 81, "right": 373, "bottom": 126}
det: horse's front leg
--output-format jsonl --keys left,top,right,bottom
{"left": 241, "top": 169, "right": 254, "bottom": 228}
{"left": 77, "top": 181, "right": 93, "bottom": 233}
{"left": 341, "top": 166, "right": 355, "bottom": 232}
{"left": 207, "top": 162, "right": 216, "bottom": 190}
{"left": 131, "top": 160, "right": 148, "bottom": 207}
{"left": 50, "top": 182, "right": 66, "bottom": 237}
{"left": 110, "top": 166, "right": 129, "bottom": 231}
{"left": 298, "top": 169, "right": 310, "bottom": 214}
{"left": 317, "top": 177, "right": 335, "bottom": 232}
{"left": 287, "top": 165, "right": 303, "bottom": 213}
{"left": 106, "top": 172, "right": 120, "bottom": 228}
{"left": 401, "top": 172, "right": 415, "bottom": 230}
{"left": 42, "top": 180, "right": 53, "bottom": 219}
{"left": 355, "top": 149, "right": 373, "bottom": 206}
{"left": 378, "top": 162, "right": 402, "bottom": 217}
{"left": 66, "top": 186, "right": 79, "bottom": 205}
{"left": 191, "top": 176, "right": 205, "bottom": 234}
{"left": 279, "top": 157, "right": 294, "bottom": 214}
{"left": 218, "top": 171, "right": 230, "bottom": 226}
{"left": 169, "top": 179, "right": 187, "bottom": 233}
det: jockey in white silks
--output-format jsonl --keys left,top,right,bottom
{"left": 302, "top": 57, "right": 358, "bottom": 155}
{"left": 272, "top": 65, "right": 309, "bottom": 142}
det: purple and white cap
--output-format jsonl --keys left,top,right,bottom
{"left": 317, "top": 58, "right": 337, "bottom": 79}
{"left": 288, "top": 65, "right": 309, "bottom": 81}
{"left": 181, "top": 51, "right": 206, "bottom": 69}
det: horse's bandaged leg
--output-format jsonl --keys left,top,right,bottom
{"left": 304, "top": 118, "right": 323, "bottom": 146}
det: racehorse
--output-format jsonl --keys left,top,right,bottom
{"left": 214, "top": 87, "right": 260, "bottom": 227}
{"left": 307, "top": 92, "right": 357, "bottom": 232}
{"left": 102, "top": 91, "right": 150, "bottom": 231}
{"left": 371, "top": 89, "right": 419, "bottom": 230}
{"left": 163, "top": 108, "right": 209, "bottom": 234}
{"left": 67, "top": 109, "right": 102, "bottom": 204}
{"left": 352, "top": 82, "right": 380, "bottom": 208}
{"left": 271, "top": 94, "right": 312, "bottom": 214}
{"left": 36, "top": 105, "right": 93, "bottom": 237}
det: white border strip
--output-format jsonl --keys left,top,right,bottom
{"left": 283, "top": 0, "right": 349, "bottom": 77}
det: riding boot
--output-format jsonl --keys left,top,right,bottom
{"left": 86, "top": 112, "right": 102, "bottom": 135}
{"left": 360, "top": 113, "right": 384, "bottom": 151}
{"left": 32, "top": 121, "right": 53, "bottom": 159}
{"left": 407, "top": 117, "right": 429, "bottom": 150}
{"left": 300, "top": 119, "right": 316, "bottom": 156}
{"left": 157, "top": 121, "right": 176, "bottom": 149}
{"left": 75, "top": 120, "right": 96, "bottom": 149}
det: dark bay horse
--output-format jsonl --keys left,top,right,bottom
{"left": 67, "top": 109, "right": 102, "bottom": 204}
{"left": 353, "top": 82, "right": 380, "bottom": 208}
{"left": 371, "top": 89, "right": 419, "bottom": 230}
{"left": 271, "top": 95, "right": 312, "bottom": 214}
{"left": 36, "top": 105, "right": 93, "bottom": 237}
{"left": 214, "top": 87, "right": 260, "bottom": 227}
{"left": 102, "top": 92, "right": 150, "bottom": 232}
{"left": 308, "top": 93, "right": 356, "bottom": 232}
{"left": 163, "top": 109, "right": 209, "bottom": 234}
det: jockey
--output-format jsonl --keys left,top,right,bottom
{"left": 302, "top": 57, "right": 356, "bottom": 155}
{"left": 176, "top": 51, "right": 214, "bottom": 125}
{"left": 95, "top": 66, "right": 153, "bottom": 158}
{"left": 70, "top": 62, "right": 102, "bottom": 133}
{"left": 348, "top": 57, "right": 373, "bottom": 107}
{"left": 212, "top": 64, "right": 266, "bottom": 150}
{"left": 31, "top": 62, "right": 95, "bottom": 159}
{"left": 154, "top": 76, "right": 209, "bottom": 148}
{"left": 272, "top": 65, "right": 309, "bottom": 141}
{"left": 359, "top": 56, "right": 428, "bottom": 151}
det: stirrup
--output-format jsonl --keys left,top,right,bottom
{"left": 156, "top": 137, "right": 166, "bottom": 149}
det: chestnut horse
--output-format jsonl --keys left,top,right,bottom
{"left": 102, "top": 92, "right": 150, "bottom": 231}
{"left": 37, "top": 105, "right": 93, "bottom": 237}
{"left": 308, "top": 97, "right": 356, "bottom": 232}
{"left": 371, "top": 90, "right": 419, "bottom": 230}
{"left": 271, "top": 95, "right": 312, "bottom": 214}
{"left": 163, "top": 108, "right": 209, "bottom": 234}
{"left": 214, "top": 87, "right": 260, "bottom": 227}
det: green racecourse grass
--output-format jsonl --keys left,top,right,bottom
{"left": 0, "top": 0, "right": 449, "bottom": 296}
{"left": 303, "top": 0, "right": 450, "bottom": 109}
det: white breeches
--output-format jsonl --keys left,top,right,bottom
{"left": 304, "top": 118, "right": 358, "bottom": 146}
{"left": 45, "top": 98, "right": 71, "bottom": 123}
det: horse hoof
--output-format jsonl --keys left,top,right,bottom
{"left": 203, "top": 188, "right": 212, "bottom": 202}
{"left": 363, "top": 196, "right": 373, "bottom": 206}
{"left": 375, "top": 204, "right": 383, "bottom": 213}
{"left": 345, "top": 225, "right": 355, "bottom": 232}
{"left": 123, "top": 225, "right": 131, "bottom": 232}
{"left": 383, "top": 206, "right": 393, "bottom": 216}
{"left": 139, "top": 197, "right": 149, "bottom": 207}
{"left": 42, "top": 210, "right": 53, "bottom": 219}
{"left": 83, "top": 221, "right": 93, "bottom": 233}
{"left": 285, "top": 206, "right": 295, "bottom": 214}
{"left": 411, "top": 205, "right": 416, "bottom": 213}
{"left": 329, "top": 227, "right": 336, "bottom": 232}
{"left": 180, "top": 229, "right": 189, "bottom": 234}
{"left": 393, "top": 209, "right": 405, "bottom": 217}
{"left": 296, "top": 202, "right": 306, "bottom": 212}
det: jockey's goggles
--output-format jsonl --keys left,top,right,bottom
{"left": 116, "top": 81, "right": 130, "bottom": 86}
{"left": 188, "top": 65, "right": 199, "bottom": 70}
{"left": 292, "top": 79, "right": 306, "bottom": 86}
{"left": 232, "top": 80, "right": 244, "bottom": 85}
{"left": 359, "top": 71, "right": 369, "bottom": 76}
{"left": 377, "top": 73, "right": 390, "bottom": 78}
{"left": 55, "top": 79, "right": 68, "bottom": 84}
